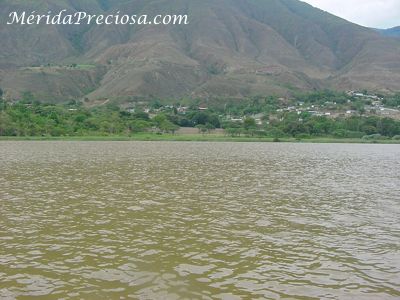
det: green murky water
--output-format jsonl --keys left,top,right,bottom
{"left": 0, "top": 141, "right": 399, "bottom": 299}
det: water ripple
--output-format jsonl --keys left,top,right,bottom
{"left": 0, "top": 142, "right": 399, "bottom": 299}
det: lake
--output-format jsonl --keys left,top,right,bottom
{"left": 0, "top": 141, "right": 399, "bottom": 299}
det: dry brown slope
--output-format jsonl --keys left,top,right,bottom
{"left": 0, "top": 0, "right": 400, "bottom": 101}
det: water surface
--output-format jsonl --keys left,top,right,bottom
{"left": 0, "top": 142, "right": 399, "bottom": 299}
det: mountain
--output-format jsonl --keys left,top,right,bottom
{"left": 1, "top": 0, "right": 400, "bottom": 103}
{"left": 378, "top": 26, "right": 400, "bottom": 38}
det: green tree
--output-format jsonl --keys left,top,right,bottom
{"left": 379, "top": 118, "right": 399, "bottom": 137}
{"left": 133, "top": 111, "right": 150, "bottom": 120}
{"left": 267, "top": 128, "right": 285, "bottom": 138}
{"left": 159, "top": 120, "right": 179, "bottom": 134}
{"left": 0, "top": 111, "right": 12, "bottom": 136}
{"left": 129, "top": 120, "right": 152, "bottom": 133}
{"left": 205, "top": 123, "right": 216, "bottom": 133}
{"left": 153, "top": 114, "right": 167, "bottom": 127}
{"left": 196, "top": 124, "right": 208, "bottom": 135}
{"left": 225, "top": 127, "right": 244, "bottom": 137}
{"left": 362, "top": 125, "right": 377, "bottom": 135}
{"left": 243, "top": 117, "right": 257, "bottom": 130}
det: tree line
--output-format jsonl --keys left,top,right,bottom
{"left": 0, "top": 99, "right": 222, "bottom": 137}
{"left": 1, "top": 98, "right": 400, "bottom": 139}
{"left": 262, "top": 112, "right": 400, "bottom": 139}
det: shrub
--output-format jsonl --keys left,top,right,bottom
{"left": 343, "top": 131, "right": 365, "bottom": 138}
{"left": 266, "top": 128, "right": 285, "bottom": 138}
{"left": 254, "top": 130, "right": 267, "bottom": 137}
{"left": 296, "top": 133, "right": 311, "bottom": 139}
{"left": 333, "top": 129, "right": 346, "bottom": 138}
{"left": 362, "top": 134, "right": 386, "bottom": 140}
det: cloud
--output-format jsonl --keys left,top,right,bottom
{"left": 302, "top": 0, "right": 400, "bottom": 28}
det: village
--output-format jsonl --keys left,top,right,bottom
{"left": 124, "top": 90, "right": 400, "bottom": 128}
{"left": 1, "top": 89, "right": 400, "bottom": 139}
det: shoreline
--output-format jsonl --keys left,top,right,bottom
{"left": 1, "top": 134, "right": 399, "bottom": 144}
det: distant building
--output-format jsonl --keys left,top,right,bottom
{"left": 198, "top": 104, "right": 208, "bottom": 111}
{"left": 347, "top": 90, "right": 381, "bottom": 100}
{"left": 231, "top": 118, "right": 244, "bottom": 123}
{"left": 177, "top": 106, "right": 188, "bottom": 114}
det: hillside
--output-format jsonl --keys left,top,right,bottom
{"left": 1, "top": 0, "right": 400, "bottom": 103}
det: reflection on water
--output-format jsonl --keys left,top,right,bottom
{"left": 0, "top": 141, "right": 399, "bottom": 299}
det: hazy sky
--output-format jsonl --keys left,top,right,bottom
{"left": 302, "top": 0, "right": 400, "bottom": 29}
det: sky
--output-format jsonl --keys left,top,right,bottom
{"left": 302, "top": 0, "right": 400, "bottom": 29}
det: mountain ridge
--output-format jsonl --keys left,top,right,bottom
{"left": 378, "top": 26, "right": 400, "bottom": 38}
{"left": 1, "top": 0, "right": 400, "bottom": 103}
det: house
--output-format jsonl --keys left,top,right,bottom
{"left": 198, "top": 104, "right": 208, "bottom": 111}
{"left": 177, "top": 106, "right": 188, "bottom": 114}
{"left": 231, "top": 118, "right": 244, "bottom": 123}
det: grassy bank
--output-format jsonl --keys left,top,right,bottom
{"left": 1, "top": 134, "right": 400, "bottom": 144}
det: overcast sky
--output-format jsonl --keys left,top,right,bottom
{"left": 302, "top": 0, "right": 400, "bottom": 29}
